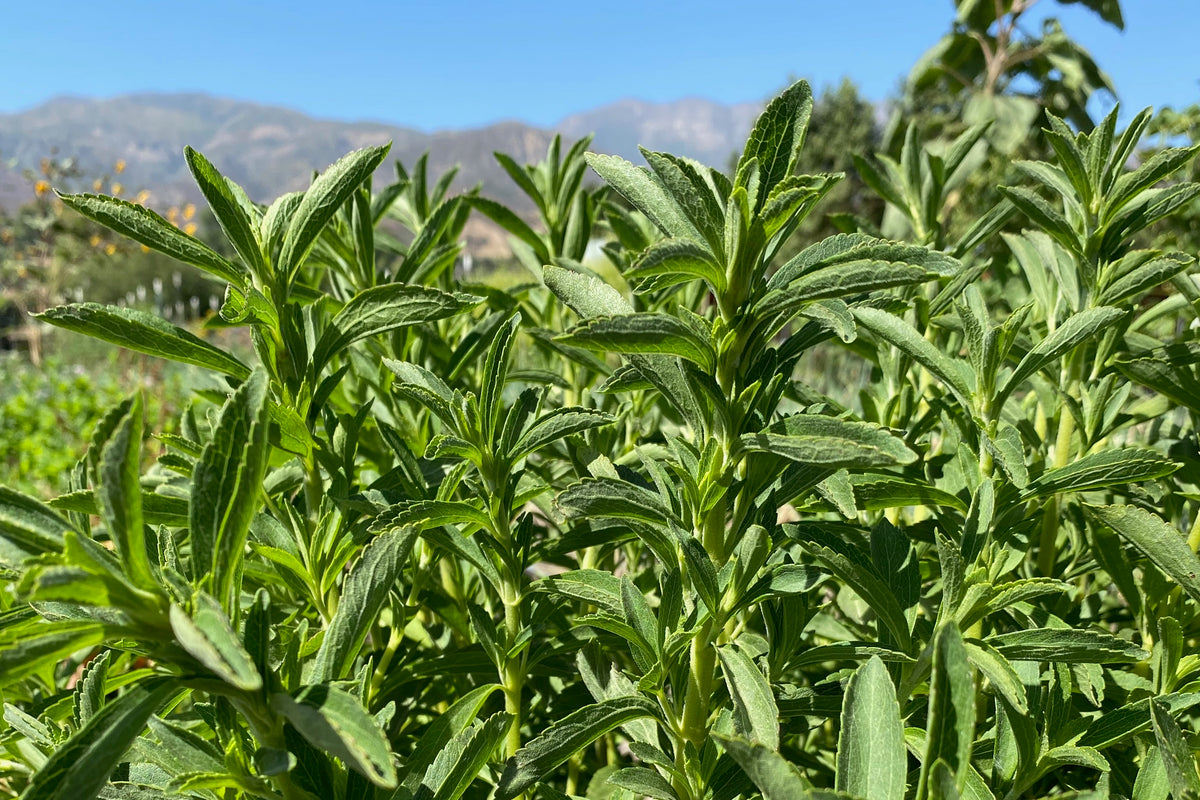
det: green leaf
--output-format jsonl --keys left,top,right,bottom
{"left": 0, "top": 621, "right": 106, "bottom": 688}
{"left": 927, "top": 760, "right": 961, "bottom": 800}
{"left": 0, "top": 485, "right": 73, "bottom": 554}
{"left": 261, "top": 190, "right": 304, "bottom": 256}
{"left": 742, "top": 414, "right": 916, "bottom": 468}
{"left": 920, "top": 625, "right": 975, "bottom": 800}
{"left": 385, "top": 359, "right": 463, "bottom": 428}
{"left": 851, "top": 306, "right": 974, "bottom": 409}
{"left": 536, "top": 569, "right": 624, "bottom": 616}
{"left": 557, "top": 478, "right": 679, "bottom": 528}
{"left": 963, "top": 641, "right": 1028, "bottom": 715}
{"left": 189, "top": 370, "right": 271, "bottom": 611}
{"left": 719, "top": 646, "right": 779, "bottom": 750}
{"left": 738, "top": 80, "right": 813, "bottom": 206}
{"left": 1026, "top": 447, "right": 1178, "bottom": 497}
{"left": 836, "top": 656, "right": 905, "bottom": 800}
{"left": 96, "top": 396, "right": 155, "bottom": 591}
{"left": 184, "top": 147, "right": 268, "bottom": 278}
{"left": 770, "top": 238, "right": 957, "bottom": 293}
{"left": 985, "top": 628, "right": 1148, "bottom": 663}
{"left": 1085, "top": 504, "right": 1200, "bottom": 604}
{"left": 996, "top": 306, "right": 1127, "bottom": 405}
{"left": 510, "top": 407, "right": 614, "bottom": 461}
{"left": 627, "top": 238, "right": 727, "bottom": 294}
{"left": 787, "top": 525, "right": 912, "bottom": 651}
{"left": 20, "top": 679, "right": 181, "bottom": 800}
{"left": 278, "top": 143, "right": 391, "bottom": 280}
{"left": 313, "top": 284, "right": 480, "bottom": 368}
{"left": 373, "top": 500, "right": 491, "bottom": 532}
{"left": 559, "top": 313, "right": 715, "bottom": 371}
{"left": 1105, "top": 145, "right": 1200, "bottom": 220}
{"left": 607, "top": 767, "right": 679, "bottom": 800}
{"left": 481, "top": 313, "right": 521, "bottom": 441}
{"left": 641, "top": 149, "right": 725, "bottom": 254}
{"left": 312, "top": 525, "right": 419, "bottom": 682}
{"left": 543, "top": 264, "right": 632, "bottom": 318}
{"left": 760, "top": 173, "right": 841, "bottom": 238}
{"left": 714, "top": 733, "right": 814, "bottom": 800}
{"left": 1036, "top": 745, "right": 1110, "bottom": 779}
{"left": 997, "top": 186, "right": 1078, "bottom": 251}
{"left": 769, "top": 232, "right": 875, "bottom": 288}
{"left": 169, "top": 593, "right": 262, "bottom": 692}
{"left": 1078, "top": 693, "right": 1200, "bottom": 749}
{"left": 397, "top": 685, "right": 502, "bottom": 791}
{"left": 1099, "top": 251, "right": 1194, "bottom": 305}
{"left": 468, "top": 196, "right": 548, "bottom": 262}
{"left": 36, "top": 304, "right": 251, "bottom": 379}
{"left": 495, "top": 697, "right": 659, "bottom": 800}
{"left": 49, "top": 490, "right": 188, "bottom": 528}
{"left": 1150, "top": 698, "right": 1200, "bottom": 799}
{"left": 585, "top": 153, "right": 701, "bottom": 242}
{"left": 56, "top": 191, "right": 244, "bottom": 285}
{"left": 272, "top": 684, "right": 397, "bottom": 789}
{"left": 853, "top": 155, "right": 910, "bottom": 218}
{"left": 418, "top": 711, "right": 511, "bottom": 800}
{"left": 73, "top": 650, "right": 111, "bottom": 728}
{"left": 756, "top": 261, "right": 932, "bottom": 318}
{"left": 1061, "top": 0, "right": 1124, "bottom": 29}
{"left": 622, "top": 575, "right": 660, "bottom": 664}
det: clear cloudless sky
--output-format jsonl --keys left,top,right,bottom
{"left": 2, "top": 1, "right": 1197, "bottom": 129}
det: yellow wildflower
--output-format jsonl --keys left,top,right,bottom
{"left": 111, "top": 183, "right": 124, "bottom": 196}
{"left": 89, "top": 234, "right": 102, "bottom": 247}
{"left": 182, "top": 203, "right": 196, "bottom": 221}
{"left": 105, "top": 243, "right": 117, "bottom": 256}
{"left": 184, "top": 222, "right": 198, "bottom": 236}
{"left": 114, "top": 159, "right": 126, "bottom": 174}
{"left": 34, "top": 180, "right": 50, "bottom": 197}
{"left": 167, "top": 207, "right": 179, "bottom": 223}
{"left": 136, "top": 189, "right": 151, "bottom": 204}
{"left": 93, "top": 179, "right": 103, "bottom": 192}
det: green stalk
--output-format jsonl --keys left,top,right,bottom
{"left": 1038, "top": 399, "right": 1076, "bottom": 576}
{"left": 483, "top": 469, "right": 527, "bottom": 771}
{"left": 234, "top": 697, "right": 309, "bottom": 800}
{"left": 501, "top": 580, "right": 525, "bottom": 760}
{"left": 303, "top": 457, "right": 324, "bottom": 537}
{"left": 674, "top": 324, "right": 742, "bottom": 796}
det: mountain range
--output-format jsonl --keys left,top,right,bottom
{"left": 0, "top": 92, "right": 762, "bottom": 217}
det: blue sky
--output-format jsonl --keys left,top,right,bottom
{"left": 3, "top": 1, "right": 1196, "bottom": 129}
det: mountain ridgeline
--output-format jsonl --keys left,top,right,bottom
{"left": 0, "top": 92, "right": 760, "bottom": 212}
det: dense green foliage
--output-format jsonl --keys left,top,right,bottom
{"left": 4, "top": 4, "right": 1200, "bottom": 796}
{"left": 2, "top": 76, "right": 1200, "bottom": 798}
{"left": 0, "top": 353, "right": 190, "bottom": 497}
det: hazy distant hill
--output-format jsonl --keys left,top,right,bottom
{"left": 0, "top": 92, "right": 760, "bottom": 212}
{"left": 558, "top": 97, "right": 760, "bottom": 170}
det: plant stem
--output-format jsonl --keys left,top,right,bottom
{"left": 1038, "top": 403, "right": 1075, "bottom": 576}
{"left": 679, "top": 616, "right": 716, "bottom": 749}
{"left": 501, "top": 582, "right": 525, "bottom": 760}
{"left": 303, "top": 457, "right": 323, "bottom": 537}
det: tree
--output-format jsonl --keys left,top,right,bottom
{"left": 794, "top": 79, "right": 885, "bottom": 243}
{"left": 899, "top": 0, "right": 1123, "bottom": 154}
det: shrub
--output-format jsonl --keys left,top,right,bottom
{"left": 1, "top": 80, "right": 1199, "bottom": 800}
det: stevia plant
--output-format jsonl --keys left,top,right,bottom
{"left": 1, "top": 77, "right": 1200, "bottom": 800}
